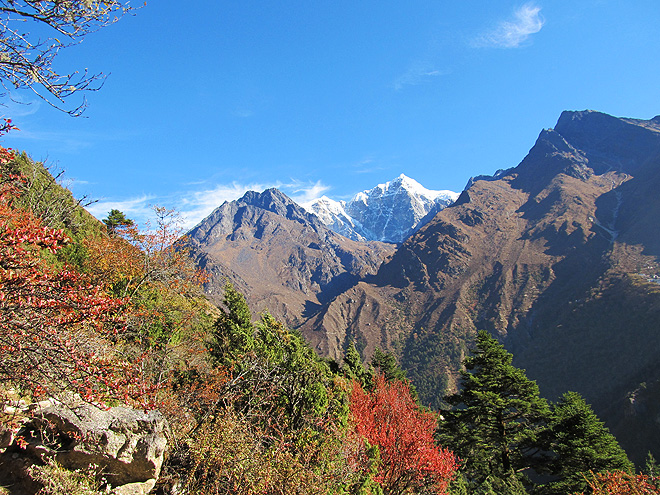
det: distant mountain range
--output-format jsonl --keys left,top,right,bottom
{"left": 303, "top": 174, "right": 458, "bottom": 243}
{"left": 184, "top": 174, "right": 458, "bottom": 324}
{"left": 186, "top": 110, "right": 660, "bottom": 465}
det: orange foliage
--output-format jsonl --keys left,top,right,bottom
{"left": 576, "top": 471, "right": 660, "bottom": 495}
{"left": 350, "top": 375, "right": 457, "bottom": 494}
{"left": 0, "top": 169, "right": 149, "bottom": 406}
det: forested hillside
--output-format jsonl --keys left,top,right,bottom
{"left": 0, "top": 146, "right": 456, "bottom": 493}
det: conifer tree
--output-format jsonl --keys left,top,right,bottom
{"left": 102, "top": 209, "right": 134, "bottom": 233}
{"left": 344, "top": 341, "right": 372, "bottom": 388}
{"left": 371, "top": 347, "right": 418, "bottom": 400}
{"left": 539, "top": 391, "right": 633, "bottom": 494}
{"left": 439, "top": 330, "right": 550, "bottom": 489}
{"left": 371, "top": 347, "right": 407, "bottom": 383}
{"left": 209, "top": 283, "right": 254, "bottom": 367}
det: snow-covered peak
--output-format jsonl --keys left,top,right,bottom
{"left": 303, "top": 175, "right": 459, "bottom": 244}
{"left": 304, "top": 195, "right": 366, "bottom": 241}
{"left": 359, "top": 174, "right": 458, "bottom": 205}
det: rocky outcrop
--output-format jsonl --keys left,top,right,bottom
{"left": 1, "top": 402, "right": 167, "bottom": 494}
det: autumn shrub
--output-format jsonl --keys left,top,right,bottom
{"left": 350, "top": 374, "right": 458, "bottom": 494}
{"left": 168, "top": 408, "right": 360, "bottom": 495}
{"left": 29, "top": 459, "right": 103, "bottom": 495}
{"left": 575, "top": 471, "right": 660, "bottom": 495}
{"left": 0, "top": 171, "right": 150, "bottom": 407}
{"left": 158, "top": 367, "right": 362, "bottom": 495}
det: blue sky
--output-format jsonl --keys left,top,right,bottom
{"left": 2, "top": 1, "right": 660, "bottom": 229}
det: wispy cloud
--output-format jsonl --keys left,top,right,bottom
{"left": 393, "top": 62, "right": 450, "bottom": 91}
{"left": 0, "top": 93, "right": 42, "bottom": 117}
{"left": 351, "top": 156, "right": 393, "bottom": 175}
{"left": 233, "top": 108, "right": 254, "bottom": 118}
{"left": 286, "top": 180, "right": 331, "bottom": 205}
{"left": 178, "top": 181, "right": 274, "bottom": 228}
{"left": 7, "top": 126, "right": 139, "bottom": 155}
{"left": 83, "top": 179, "right": 333, "bottom": 231}
{"left": 86, "top": 194, "right": 157, "bottom": 224}
{"left": 473, "top": 3, "right": 545, "bottom": 49}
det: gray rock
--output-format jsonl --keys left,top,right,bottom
{"left": 29, "top": 403, "right": 167, "bottom": 487}
{"left": 111, "top": 478, "right": 157, "bottom": 495}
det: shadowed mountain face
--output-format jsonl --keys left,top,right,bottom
{"left": 299, "top": 110, "right": 660, "bottom": 464}
{"left": 185, "top": 188, "right": 395, "bottom": 326}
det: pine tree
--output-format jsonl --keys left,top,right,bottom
{"left": 103, "top": 209, "right": 134, "bottom": 232}
{"left": 371, "top": 347, "right": 418, "bottom": 400}
{"left": 439, "top": 330, "right": 550, "bottom": 489}
{"left": 539, "top": 391, "right": 633, "bottom": 494}
{"left": 344, "top": 341, "right": 373, "bottom": 388}
{"left": 209, "top": 283, "right": 254, "bottom": 367}
{"left": 371, "top": 347, "right": 407, "bottom": 383}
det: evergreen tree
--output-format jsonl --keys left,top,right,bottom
{"left": 344, "top": 341, "right": 373, "bottom": 388}
{"left": 209, "top": 283, "right": 254, "bottom": 367}
{"left": 539, "top": 391, "right": 633, "bottom": 494}
{"left": 439, "top": 330, "right": 550, "bottom": 489}
{"left": 103, "top": 209, "right": 134, "bottom": 232}
{"left": 645, "top": 452, "right": 660, "bottom": 481}
{"left": 371, "top": 347, "right": 418, "bottom": 399}
{"left": 253, "top": 313, "right": 333, "bottom": 430}
{"left": 371, "top": 347, "right": 407, "bottom": 383}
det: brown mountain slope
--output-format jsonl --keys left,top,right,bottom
{"left": 299, "top": 110, "right": 660, "bottom": 464}
{"left": 185, "top": 188, "right": 395, "bottom": 326}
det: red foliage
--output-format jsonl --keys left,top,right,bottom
{"left": 576, "top": 471, "right": 660, "bottom": 495}
{"left": 350, "top": 374, "right": 458, "bottom": 494}
{"left": 0, "top": 118, "right": 18, "bottom": 138}
{"left": 0, "top": 170, "right": 150, "bottom": 406}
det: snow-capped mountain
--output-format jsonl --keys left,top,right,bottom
{"left": 304, "top": 174, "right": 459, "bottom": 243}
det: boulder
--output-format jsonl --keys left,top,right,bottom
{"left": 27, "top": 402, "right": 167, "bottom": 488}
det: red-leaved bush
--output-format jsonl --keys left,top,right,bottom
{"left": 350, "top": 374, "right": 457, "bottom": 494}
{"left": 0, "top": 164, "right": 149, "bottom": 406}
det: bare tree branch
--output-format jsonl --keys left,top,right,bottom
{"left": 0, "top": 0, "right": 140, "bottom": 116}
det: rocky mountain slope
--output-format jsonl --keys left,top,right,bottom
{"left": 299, "top": 110, "right": 660, "bottom": 464}
{"left": 304, "top": 174, "right": 458, "bottom": 243}
{"left": 184, "top": 188, "right": 395, "bottom": 326}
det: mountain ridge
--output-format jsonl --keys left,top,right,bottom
{"left": 297, "top": 110, "right": 660, "bottom": 464}
{"left": 185, "top": 187, "right": 396, "bottom": 327}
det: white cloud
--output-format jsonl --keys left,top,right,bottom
{"left": 474, "top": 3, "right": 545, "bottom": 49}
{"left": 85, "top": 179, "right": 333, "bottom": 231}
{"left": 233, "top": 108, "right": 254, "bottom": 118}
{"left": 393, "top": 62, "right": 450, "bottom": 91}
{"left": 0, "top": 93, "right": 42, "bottom": 117}
{"left": 178, "top": 181, "right": 274, "bottom": 228}
{"left": 85, "top": 194, "right": 156, "bottom": 224}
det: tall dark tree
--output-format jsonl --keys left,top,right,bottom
{"left": 208, "top": 283, "right": 254, "bottom": 367}
{"left": 539, "top": 391, "right": 633, "bottom": 495}
{"left": 439, "top": 330, "right": 550, "bottom": 489}
{"left": 371, "top": 347, "right": 418, "bottom": 400}
{"left": 371, "top": 347, "right": 406, "bottom": 383}
{"left": 343, "top": 341, "right": 372, "bottom": 388}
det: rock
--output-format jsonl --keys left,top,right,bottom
{"left": 27, "top": 403, "right": 167, "bottom": 487}
{"left": 112, "top": 478, "right": 157, "bottom": 495}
